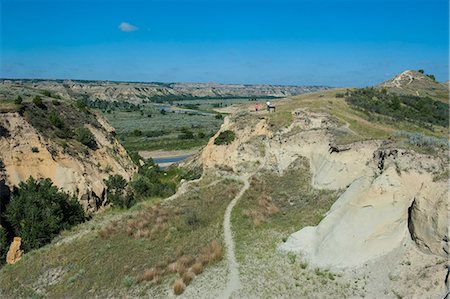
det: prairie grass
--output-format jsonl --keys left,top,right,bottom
{"left": 0, "top": 174, "right": 242, "bottom": 298}
{"left": 173, "top": 278, "right": 186, "bottom": 295}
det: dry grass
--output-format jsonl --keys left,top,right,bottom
{"left": 191, "top": 262, "right": 203, "bottom": 275}
{"left": 242, "top": 195, "right": 279, "bottom": 226}
{"left": 172, "top": 278, "right": 186, "bottom": 295}
{"left": 181, "top": 271, "right": 195, "bottom": 286}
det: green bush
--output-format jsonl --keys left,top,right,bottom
{"left": 130, "top": 159, "right": 183, "bottom": 199}
{"left": 178, "top": 128, "right": 195, "bottom": 140}
{"left": 14, "top": 95, "right": 23, "bottom": 105}
{"left": 214, "top": 130, "right": 235, "bottom": 145}
{"left": 215, "top": 114, "right": 223, "bottom": 119}
{"left": 345, "top": 88, "right": 448, "bottom": 128}
{"left": 5, "top": 177, "right": 85, "bottom": 252}
{"left": 104, "top": 175, "right": 133, "bottom": 208}
{"left": 75, "top": 127, "right": 97, "bottom": 149}
{"left": 42, "top": 90, "right": 51, "bottom": 97}
{"left": 31, "top": 147, "right": 39, "bottom": 153}
{"left": 32, "top": 96, "right": 44, "bottom": 108}
{"left": 49, "top": 111, "right": 64, "bottom": 129}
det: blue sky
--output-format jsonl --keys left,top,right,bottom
{"left": 1, "top": 0, "right": 448, "bottom": 86}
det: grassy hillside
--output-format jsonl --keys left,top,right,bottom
{"left": 0, "top": 173, "right": 242, "bottom": 298}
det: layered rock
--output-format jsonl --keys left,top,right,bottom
{"left": 0, "top": 112, "right": 136, "bottom": 213}
{"left": 194, "top": 108, "right": 448, "bottom": 270}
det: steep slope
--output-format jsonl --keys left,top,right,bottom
{"left": 0, "top": 103, "right": 136, "bottom": 212}
{"left": 377, "top": 70, "right": 449, "bottom": 101}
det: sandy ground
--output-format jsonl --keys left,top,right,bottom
{"left": 138, "top": 148, "right": 200, "bottom": 160}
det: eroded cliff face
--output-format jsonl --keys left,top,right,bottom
{"left": 0, "top": 112, "right": 136, "bottom": 213}
{"left": 194, "top": 108, "right": 448, "bottom": 268}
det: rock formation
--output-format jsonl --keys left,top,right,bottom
{"left": 6, "top": 237, "right": 24, "bottom": 264}
{"left": 0, "top": 112, "right": 136, "bottom": 213}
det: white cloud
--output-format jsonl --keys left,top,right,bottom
{"left": 118, "top": 22, "right": 138, "bottom": 32}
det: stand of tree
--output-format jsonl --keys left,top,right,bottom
{"left": 345, "top": 88, "right": 448, "bottom": 128}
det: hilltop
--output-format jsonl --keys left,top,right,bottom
{"left": 377, "top": 70, "right": 449, "bottom": 101}
{"left": 0, "top": 71, "right": 448, "bottom": 298}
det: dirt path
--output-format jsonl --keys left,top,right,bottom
{"left": 220, "top": 175, "right": 250, "bottom": 299}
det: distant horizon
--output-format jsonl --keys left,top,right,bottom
{"left": 1, "top": 68, "right": 448, "bottom": 88}
{"left": 1, "top": 0, "right": 448, "bottom": 87}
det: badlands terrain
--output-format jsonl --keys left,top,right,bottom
{"left": 0, "top": 71, "right": 448, "bottom": 298}
{"left": 0, "top": 79, "right": 329, "bottom": 103}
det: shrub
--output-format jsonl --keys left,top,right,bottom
{"left": 5, "top": 177, "right": 85, "bottom": 252}
{"left": 49, "top": 111, "right": 64, "bottom": 129}
{"left": 215, "top": 114, "right": 223, "bottom": 119}
{"left": 393, "top": 131, "right": 449, "bottom": 148}
{"left": 0, "top": 226, "right": 9, "bottom": 266}
{"left": 122, "top": 275, "right": 135, "bottom": 288}
{"left": 178, "top": 128, "right": 194, "bottom": 140}
{"left": 32, "top": 96, "right": 44, "bottom": 108}
{"left": 75, "top": 99, "right": 88, "bottom": 112}
{"left": 42, "top": 90, "right": 51, "bottom": 97}
{"left": 172, "top": 279, "right": 186, "bottom": 295}
{"left": 31, "top": 146, "right": 39, "bottom": 153}
{"left": 52, "top": 99, "right": 60, "bottom": 105}
{"left": 14, "top": 95, "right": 23, "bottom": 105}
{"left": 75, "top": 127, "right": 97, "bottom": 150}
{"left": 132, "top": 129, "right": 143, "bottom": 136}
{"left": 214, "top": 130, "right": 235, "bottom": 145}
{"left": 345, "top": 88, "right": 448, "bottom": 128}
{"left": 104, "top": 175, "right": 130, "bottom": 208}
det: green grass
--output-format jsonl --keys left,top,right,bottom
{"left": 233, "top": 157, "right": 341, "bottom": 260}
{"left": 0, "top": 174, "right": 242, "bottom": 297}
{"left": 101, "top": 109, "right": 223, "bottom": 151}
{"left": 265, "top": 89, "right": 448, "bottom": 145}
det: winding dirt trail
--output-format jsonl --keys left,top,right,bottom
{"left": 220, "top": 175, "right": 250, "bottom": 299}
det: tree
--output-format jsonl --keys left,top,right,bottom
{"left": 5, "top": 177, "right": 85, "bottom": 252}
{"left": 426, "top": 74, "right": 436, "bottom": 81}
{"left": 104, "top": 175, "right": 133, "bottom": 208}
{"left": 418, "top": 69, "right": 424, "bottom": 74}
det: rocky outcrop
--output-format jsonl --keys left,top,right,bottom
{"left": 6, "top": 237, "right": 23, "bottom": 264}
{"left": 408, "top": 184, "right": 449, "bottom": 257}
{"left": 0, "top": 112, "right": 136, "bottom": 213}
{"left": 194, "top": 107, "right": 448, "bottom": 271}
